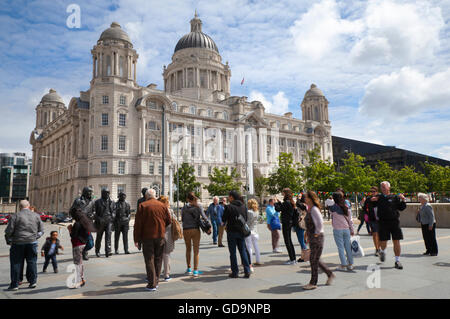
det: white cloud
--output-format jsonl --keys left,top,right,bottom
{"left": 359, "top": 67, "right": 450, "bottom": 119}
{"left": 289, "top": 0, "right": 362, "bottom": 62}
{"left": 249, "top": 91, "right": 289, "bottom": 115}
{"left": 434, "top": 146, "right": 450, "bottom": 161}
{"left": 351, "top": 0, "right": 445, "bottom": 64}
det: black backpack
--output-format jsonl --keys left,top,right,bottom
{"left": 235, "top": 212, "right": 251, "bottom": 237}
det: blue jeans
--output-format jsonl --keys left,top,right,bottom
{"left": 43, "top": 254, "right": 58, "bottom": 271}
{"left": 333, "top": 229, "right": 353, "bottom": 266}
{"left": 227, "top": 232, "right": 250, "bottom": 275}
{"left": 10, "top": 243, "right": 38, "bottom": 287}
{"left": 211, "top": 219, "right": 219, "bottom": 244}
{"left": 294, "top": 226, "right": 307, "bottom": 250}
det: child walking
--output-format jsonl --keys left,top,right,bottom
{"left": 41, "top": 231, "right": 64, "bottom": 273}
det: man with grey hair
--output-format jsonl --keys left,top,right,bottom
{"left": 5, "top": 200, "right": 44, "bottom": 290}
{"left": 371, "top": 181, "right": 406, "bottom": 269}
{"left": 206, "top": 196, "right": 224, "bottom": 246}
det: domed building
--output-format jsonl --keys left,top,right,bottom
{"left": 29, "top": 14, "right": 332, "bottom": 213}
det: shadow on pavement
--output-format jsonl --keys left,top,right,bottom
{"left": 434, "top": 262, "right": 450, "bottom": 267}
{"left": 258, "top": 283, "right": 304, "bottom": 294}
{"left": 12, "top": 285, "right": 68, "bottom": 295}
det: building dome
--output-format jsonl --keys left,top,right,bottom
{"left": 305, "top": 84, "right": 325, "bottom": 98}
{"left": 40, "top": 89, "right": 64, "bottom": 104}
{"left": 99, "top": 22, "right": 131, "bottom": 44}
{"left": 174, "top": 13, "right": 219, "bottom": 53}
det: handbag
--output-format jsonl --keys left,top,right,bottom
{"left": 298, "top": 212, "right": 307, "bottom": 230}
{"left": 350, "top": 235, "right": 365, "bottom": 257}
{"left": 236, "top": 213, "right": 251, "bottom": 237}
{"left": 269, "top": 215, "right": 281, "bottom": 230}
{"left": 85, "top": 233, "right": 94, "bottom": 251}
{"left": 301, "top": 249, "right": 310, "bottom": 262}
{"left": 199, "top": 216, "right": 212, "bottom": 235}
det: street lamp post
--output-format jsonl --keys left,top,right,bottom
{"left": 173, "top": 135, "right": 184, "bottom": 219}
{"left": 161, "top": 104, "right": 166, "bottom": 196}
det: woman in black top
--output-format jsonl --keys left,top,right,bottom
{"left": 275, "top": 188, "right": 297, "bottom": 264}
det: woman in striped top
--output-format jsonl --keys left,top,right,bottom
{"left": 303, "top": 190, "right": 335, "bottom": 290}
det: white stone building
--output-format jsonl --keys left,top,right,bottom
{"left": 29, "top": 14, "right": 332, "bottom": 212}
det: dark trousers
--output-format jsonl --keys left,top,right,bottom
{"left": 95, "top": 222, "right": 112, "bottom": 255}
{"left": 142, "top": 238, "right": 165, "bottom": 288}
{"left": 211, "top": 220, "right": 219, "bottom": 244}
{"left": 282, "top": 223, "right": 296, "bottom": 261}
{"left": 227, "top": 232, "right": 250, "bottom": 275}
{"left": 357, "top": 219, "right": 371, "bottom": 233}
{"left": 114, "top": 223, "right": 129, "bottom": 253}
{"left": 309, "top": 234, "right": 332, "bottom": 285}
{"left": 43, "top": 254, "right": 58, "bottom": 271}
{"left": 421, "top": 223, "right": 438, "bottom": 255}
{"left": 10, "top": 243, "right": 38, "bottom": 288}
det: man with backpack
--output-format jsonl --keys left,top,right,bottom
{"left": 222, "top": 190, "right": 251, "bottom": 279}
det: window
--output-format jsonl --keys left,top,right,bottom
{"left": 169, "top": 123, "right": 177, "bottom": 132}
{"left": 100, "top": 185, "right": 108, "bottom": 192}
{"left": 146, "top": 100, "right": 157, "bottom": 109}
{"left": 149, "top": 139, "right": 159, "bottom": 153}
{"left": 106, "top": 55, "right": 111, "bottom": 76}
{"left": 288, "top": 122, "right": 292, "bottom": 130}
{"left": 149, "top": 163, "right": 154, "bottom": 175}
{"left": 118, "top": 161, "right": 125, "bottom": 175}
{"left": 119, "top": 95, "right": 126, "bottom": 105}
{"left": 101, "top": 113, "right": 108, "bottom": 126}
{"left": 190, "top": 105, "right": 196, "bottom": 115}
{"left": 119, "top": 114, "right": 126, "bottom": 126}
{"left": 100, "top": 161, "right": 107, "bottom": 175}
{"left": 223, "top": 111, "right": 229, "bottom": 120}
{"left": 148, "top": 121, "right": 158, "bottom": 130}
{"left": 117, "top": 184, "right": 125, "bottom": 197}
{"left": 276, "top": 121, "right": 280, "bottom": 128}
{"left": 187, "top": 125, "right": 195, "bottom": 136}
{"left": 89, "top": 137, "right": 93, "bottom": 153}
{"left": 101, "top": 135, "right": 108, "bottom": 150}
{"left": 191, "top": 144, "right": 195, "bottom": 157}
{"left": 207, "top": 109, "right": 213, "bottom": 117}
{"left": 90, "top": 115, "right": 94, "bottom": 129}
{"left": 198, "top": 165, "right": 202, "bottom": 176}
{"left": 172, "top": 102, "right": 178, "bottom": 111}
{"left": 208, "top": 166, "right": 212, "bottom": 175}
{"left": 119, "top": 56, "right": 124, "bottom": 77}
{"left": 158, "top": 164, "right": 162, "bottom": 175}
{"left": 102, "top": 95, "right": 109, "bottom": 104}
{"left": 118, "top": 135, "right": 126, "bottom": 151}
{"left": 89, "top": 162, "right": 93, "bottom": 175}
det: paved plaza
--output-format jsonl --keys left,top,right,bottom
{"left": 1, "top": 219, "right": 449, "bottom": 299}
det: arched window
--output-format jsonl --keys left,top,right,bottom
{"left": 223, "top": 111, "right": 229, "bottom": 120}
{"left": 314, "top": 106, "right": 319, "bottom": 121}
{"left": 190, "top": 105, "right": 197, "bottom": 115}
{"left": 119, "top": 56, "right": 124, "bottom": 77}
{"left": 106, "top": 55, "right": 112, "bottom": 76}
{"left": 146, "top": 100, "right": 157, "bottom": 109}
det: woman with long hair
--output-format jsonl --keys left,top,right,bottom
{"left": 303, "top": 190, "right": 335, "bottom": 290}
{"left": 245, "top": 199, "right": 262, "bottom": 267}
{"left": 330, "top": 192, "right": 354, "bottom": 271}
{"left": 275, "top": 188, "right": 297, "bottom": 265}
{"left": 181, "top": 192, "right": 207, "bottom": 277}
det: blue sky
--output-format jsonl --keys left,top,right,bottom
{"left": 0, "top": 0, "right": 449, "bottom": 160}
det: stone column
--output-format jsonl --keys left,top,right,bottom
{"left": 245, "top": 131, "right": 254, "bottom": 195}
{"left": 134, "top": 60, "right": 137, "bottom": 82}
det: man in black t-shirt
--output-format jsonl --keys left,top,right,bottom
{"left": 371, "top": 181, "right": 406, "bottom": 269}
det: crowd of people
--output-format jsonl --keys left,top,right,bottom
{"left": 4, "top": 180, "right": 439, "bottom": 292}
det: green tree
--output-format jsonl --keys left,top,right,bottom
{"left": 339, "top": 153, "right": 375, "bottom": 193}
{"left": 374, "top": 161, "right": 399, "bottom": 192}
{"left": 302, "top": 144, "right": 342, "bottom": 192}
{"left": 267, "top": 152, "right": 303, "bottom": 194}
{"left": 422, "top": 162, "right": 450, "bottom": 192}
{"left": 254, "top": 175, "right": 269, "bottom": 213}
{"left": 173, "top": 162, "right": 201, "bottom": 204}
{"left": 396, "top": 166, "right": 427, "bottom": 194}
{"left": 205, "top": 167, "right": 242, "bottom": 197}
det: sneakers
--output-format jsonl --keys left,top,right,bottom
{"left": 423, "top": 251, "right": 430, "bottom": 255}
{"left": 186, "top": 268, "right": 193, "bottom": 275}
{"left": 218, "top": 244, "right": 225, "bottom": 247}
{"left": 228, "top": 273, "right": 238, "bottom": 278}
{"left": 347, "top": 265, "right": 354, "bottom": 271}
{"left": 244, "top": 273, "right": 251, "bottom": 278}
{"left": 54, "top": 269, "right": 58, "bottom": 273}
{"left": 7, "top": 286, "right": 18, "bottom": 291}
{"left": 29, "top": 283, "right": 37, "bottom": 289}
{"left": 284, "top": 260, "right": 297, "bottom": 265}
{"left": 145, "top": 286, "right": 157, "bottom": 292}
{"left": 273, "top": 248, "right": 283, "bottom": 253}
{"left": 326, "top": 273, "right": 336, "bottom": 285}
{"left": 303, "top": 284, "right": 317, "bottom": 290}
{"left": 42, "top": 269, "right": 47, "bottom": 273}
{"left": 249, "top": 266, "right": 254, "bottom": 273}
{"left": 395, "top": 261, "right": 403, "bottom": 270}
{"left": 375, "top": 250, "right": 380, "bottom": 257}
{"left": 379, "top": 250, "right": 386, "bottom": 262}
{"left": 297, "top": 258, "right": 305, "bottom": 263}
{"left": 193, "top": 270, "right": 199, "bottom": 277}
{"left": 164, "top": 276, "right": 171, "bottom": 282}
{"left": 253, "top": 262, "right": 262, "bottom": 266}
{"left": 337, "top": 265, "right": 347, "bottom": 271}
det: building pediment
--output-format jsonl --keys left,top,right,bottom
{"left": 236, "top": 111, "right": 268, "bottom": 128}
